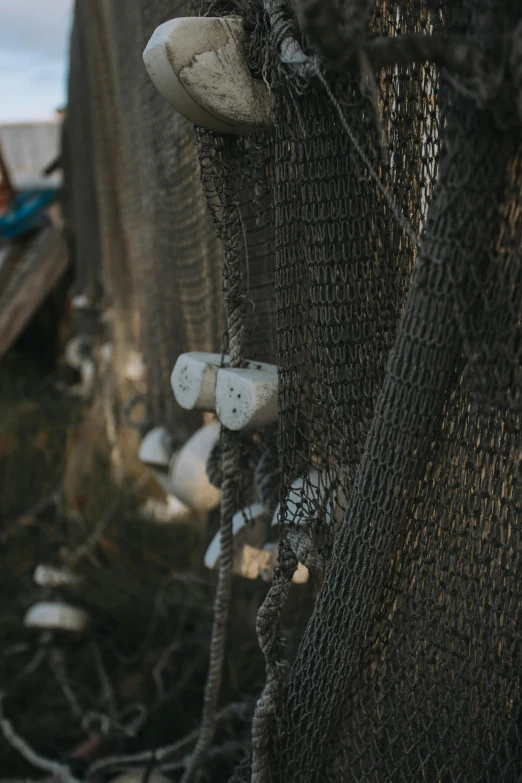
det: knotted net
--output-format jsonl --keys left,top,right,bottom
{"left": 193, "top": 0, "right": 522, "bottom": 781}
{"left": 66, "top": 0, "right": 522, "bottom": 780}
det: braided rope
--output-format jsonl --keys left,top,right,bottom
{"left": 255, "top": 445, "right": 280, "bottom": 517}
{"left": 182, "top": 138, "right": 245, "bottom": 783}
{"left": 251, "top": 536, "right": 298, "bottom": 783}
{"left": 206, "top": 438, "right": 223, "bottom": 489}
{"left": 286, "top": 527, "right": 326, "bottom": 574}
{"left": 182, "top": 428, "right": 241, "bottom": 783}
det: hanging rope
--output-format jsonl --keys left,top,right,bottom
{"left": 181, "top": 138, "right": 245, "bottom": 783}
{"left": 250, "top": 536, "right": 298, "bottom": 783}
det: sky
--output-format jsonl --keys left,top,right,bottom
{"left": 0, "top": 0, "right": 74, "bottom": 123}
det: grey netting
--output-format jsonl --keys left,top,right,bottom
{"left": 66, "top": 0, "right": 226, "bottom": 440}
{"left": 194, "top": 1, "right": 522, "bottom": 781}
{"left": 65, "top": 0, "right": 522, "bottom": 780}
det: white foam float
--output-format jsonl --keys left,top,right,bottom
{"left": 125, "top": 350, "right": 146, "bottom": 383}
{"left": 100, "top": 341, "right": 113, "bottom": 366}
{"left": 71, "top": 293, "right": 93, "bottom": 311}
{"left": 143, "top": 16, "right": 275, "bottom": 134}
{"left": 151, "top": 470, "right": 179, "bottom": 498}
{"left": 272, "top": 469, "right": 346, "bottom": 528}
{"left": 139, "top": 427, "right": 187, "bottom": 504}
{"left": 64, "top": 335, "right": 92, "bottom": 371}
{"left": 33, "top": 566, "right": 80, "bottom": 590}
{"left": 139, "top": 426, "right": 173, "bottom": 470}
{"left": 260, "top": 543, "right": 309, "bottom": 585}
{"left": 81, "top": 358, "right": 96, "bottom": 400}
{"left": 63, "top": 335, "right": 96, "bottom": 399}
{"left": 171, "top": 352, "right": 227, "bottom": 412}
{"left": 24, "top": 602, "right": 90, "bottom": 634}
{"left": 216, "top": 361, "right": 278, "bottom": 431}
{"left": 204, "top": 503, "right": 270, "bottom": 579}
{"left": 139, "top": 495, "right": 189, "bottom": 524}
{"left": 169, "top": 420, "right": 221, "bottom": 512}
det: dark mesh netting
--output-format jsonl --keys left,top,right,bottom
{"left": 66, "top": 0, "right": 226, "bottom": 440}
{"left": 193, "top": 0, "right": 522, "bottom": 781}
{"left": 65, "top": 0, "right": 522, "bottom": 780}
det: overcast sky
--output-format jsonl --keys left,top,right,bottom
{"left": 0, "top": 0, "right": 74, "bottom": 123}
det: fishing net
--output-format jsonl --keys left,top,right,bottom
{"left": 66, "top": 0, "right": 226, "bottom": 442}
{"left": 64, "top": 0, "right": 522, "bottom": 780}
{"left": 191, "top": 0, "right": 522, "bottom": 781}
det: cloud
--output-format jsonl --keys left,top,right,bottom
{"left": 0, "top": 0, "right": 73, "bottom": 122}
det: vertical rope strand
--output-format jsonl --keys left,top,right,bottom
{"left": 250, "top": 537, "right": 298, "bottom": 783}
{"left": 181, "top": 137, "right": 244, "bottom": 783}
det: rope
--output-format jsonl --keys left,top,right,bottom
{"left": 182, "top": 137, "right": 245, "bottom": 783}
{"left": 251, "top": 535, "right": 298, "bottom": 783}
{"left": 255, "top": 445, "right": 280, "bottom": 517}
{"left": 181, "top": 428, "right": 241, "bottom": 783}
{"left": 286, "top": 527, "right": 326, "bottom": 574}
{"left": 206, "top": 438, "right": 223, "bottom": 489}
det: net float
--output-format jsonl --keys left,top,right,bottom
{"left": 168, "top": 420, "right": 221, "bottom": 511}
{"left": 215, "top": 361, "right": 278, "bottom": 430}
{"left": 204, "top": 503, "right": 271, "bottom": 579}
{"left": 64, "top": 334, "right": 92, "bottom": 371}
{"left": 272, "top": 469, "right": 346, "bottom": 528}
{"left": 24, "top": 602, "right": 90, "bottom": 635}
{"left": 143, "top": 16, "right": 275, "bottom": 134}
{"left": 171, "top": 352, "right": 227, "bottom": 412}
{"left": 139, "top": 425, "right": 187, "bottom": 501}
{"left": 33, "top": 565, "right": 81, "bottom": 590}
{"left": 71, "top": 293, "right": 93, "bottom": 311}
{"left": 260, "top": 542, "right": 310, "bottom": 585}
{"left": 63, "top": 334, "right": 96, "bottom": 399}
{"left": 139, "top": 425, "right": 173, "bottom": 470}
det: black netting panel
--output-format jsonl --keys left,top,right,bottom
{"left": 66, "top": 0, "right": 522, "bottom": 780}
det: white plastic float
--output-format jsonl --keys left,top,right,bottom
{"left": 171, "top": 352, "right": 278, "bottom": 430}
{"left": 169, "top": 420, "right": 221, "bottom": 512}
{"left": 71, "top": 293, "right": 92, "bottom": 311}
{"left": 143, "top": 16, "right": 275, "bottom": 134}
{"left": 139, "top": 495, "right": 189, "bottom": 524}
{"left": 24, "top": 602, "right": 90, "bottom": 634}
{"left": 260, "top": 543, "right": 309, "bottom": 585}
{"left": 64, "top": 334, "right": 96, "bottom": 399}
{"left": 204, "top": 503, "right": 271, "bottom": 579}
{"left": 171, "top": 352, "right": 226, "bottom": 412}
{"left": 125, "top": 350, "right": 146, "bottom": 383}
{"left": 100, "top": 341, "right": 113, "bottom": 367}
{"left": 139, "top": 426, "right": 173, "bottom": 470}
{"left": 65, "top": 334, "right": 92, "bottom": 371}
{"left": 138, "top": 426, "right": 188, "bottom": 512}
{"left": 33, "top": 565, "right": 80, "bottom": 590}
{"left": 216, "top": 361, "right": 278, "bottom": 430}
{"left": 261, "top": 469, "right": 348, "bottom": 583}
{"left": 272, "top": 469, "right": 346, "bottom": 528}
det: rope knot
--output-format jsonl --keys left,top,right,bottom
{"left": 286, "top": 527, "right": 326, "bottom": 574}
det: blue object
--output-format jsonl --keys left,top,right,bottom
{"left": 0, "top": 188, "right": 59, "bottom": 240}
